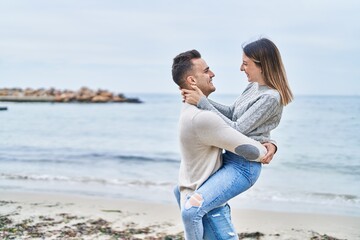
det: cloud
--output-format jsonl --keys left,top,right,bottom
{"left": 0, "top": 0, "right": 359, "bottom": 95}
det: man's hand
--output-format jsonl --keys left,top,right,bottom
{"left": 261, "top": 142, "right": 277, "bottom": 164}
{"left": 181, "top": 85, "right": 205, "bottom": 106}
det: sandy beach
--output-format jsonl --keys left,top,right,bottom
{"left": 1, "top": 191, "right": 359, "bottom": 240}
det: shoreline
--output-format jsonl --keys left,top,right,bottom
{"left": 1, "top": 190, "right": 359, "bottom": 239}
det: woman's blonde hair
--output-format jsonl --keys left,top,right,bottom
{"left": 243, "top": 38, "right": 293, "bottom": 105}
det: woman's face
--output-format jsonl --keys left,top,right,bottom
{"left": 240, "top": 53, "right": 263, "bottom": 84}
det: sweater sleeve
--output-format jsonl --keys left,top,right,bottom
{"left": 197, "top": 97, "right": 234, "bottom": 119}
{"left": 197, "top": 83, "right": 254, "bottom": 120}
{"left": 199, "top": 94, "right": 279, "bottom": 136}
{"left": 192, "top": 111, "right": 267, "bottom": 162}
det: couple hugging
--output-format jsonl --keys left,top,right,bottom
{"left": 172, "top": 38, "right": 293, "bottom": 240}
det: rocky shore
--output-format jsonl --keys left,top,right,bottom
{"left": 0, "top": 87, "right": 142, "bottom": 103}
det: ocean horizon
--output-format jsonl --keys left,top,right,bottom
{"left": 1, "top": 93, "right": 359, "bottom": 217}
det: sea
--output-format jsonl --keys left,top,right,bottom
{"left": 1, "top": 94, "right": 359, "bottom": 217}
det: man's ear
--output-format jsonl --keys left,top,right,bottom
{"left": 185, "top": 76, "right": 196, "bottom": 85}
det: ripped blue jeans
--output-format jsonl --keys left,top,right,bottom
{"left": 180, "top": 152, "right": 262, "bottom": 240}
{"left": 174, "top": 186, "right": 237, "bottom": 240}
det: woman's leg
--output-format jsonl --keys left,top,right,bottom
{"left": 181, "top": 154, "right": 261, "bottom": 240}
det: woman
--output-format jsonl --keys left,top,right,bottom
{"left": 180, "top": 38, "right": 293, "bottom": 239}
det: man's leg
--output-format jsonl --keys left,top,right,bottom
{"left": 181, "top": 156, "right": 261, "bottom": 240}
{"left": 174, "top": 186, "right": 237, "bottom": 240}
{"left": 173, "top": 186, "right": 181, "bottom": 208}
{"left": 203, "top": 204, "right": 238, "bottom": 240}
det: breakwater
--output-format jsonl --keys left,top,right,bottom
{"left": 0, "top": 87, "right": 142, "bottom": 103}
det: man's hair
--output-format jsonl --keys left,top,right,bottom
{"left": 172, "top": 49, "right": 201, "bottom": 87}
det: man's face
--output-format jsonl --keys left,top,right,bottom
{"left": 190, "top": 58, "right": 216, "bottom": 96}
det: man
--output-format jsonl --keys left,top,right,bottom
{"left": 172, "top": 49, "right": 276, "bottom": 239}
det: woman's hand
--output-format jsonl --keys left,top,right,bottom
{"left": 181, "top": 86, "right": 205, "bottom": 106}
{"left": 261, "top": 142, "right": 277, "bottom": 164}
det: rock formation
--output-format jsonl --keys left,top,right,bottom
{"left": 0, "top": 87, "right": 142, "bottom": 103}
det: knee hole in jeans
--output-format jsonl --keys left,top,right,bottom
{"left": 184, "top": 192, "right": 203, "bottom": 210}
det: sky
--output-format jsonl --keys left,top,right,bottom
{"left": 0, "top": 0, "right": 359, "bottom": 96}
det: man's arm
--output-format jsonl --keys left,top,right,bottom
{"left": 193, "top": 110, "right": 267, "bottom": 162}
{"left": 200, "top": 95, "right": 279, "bottom": 163}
